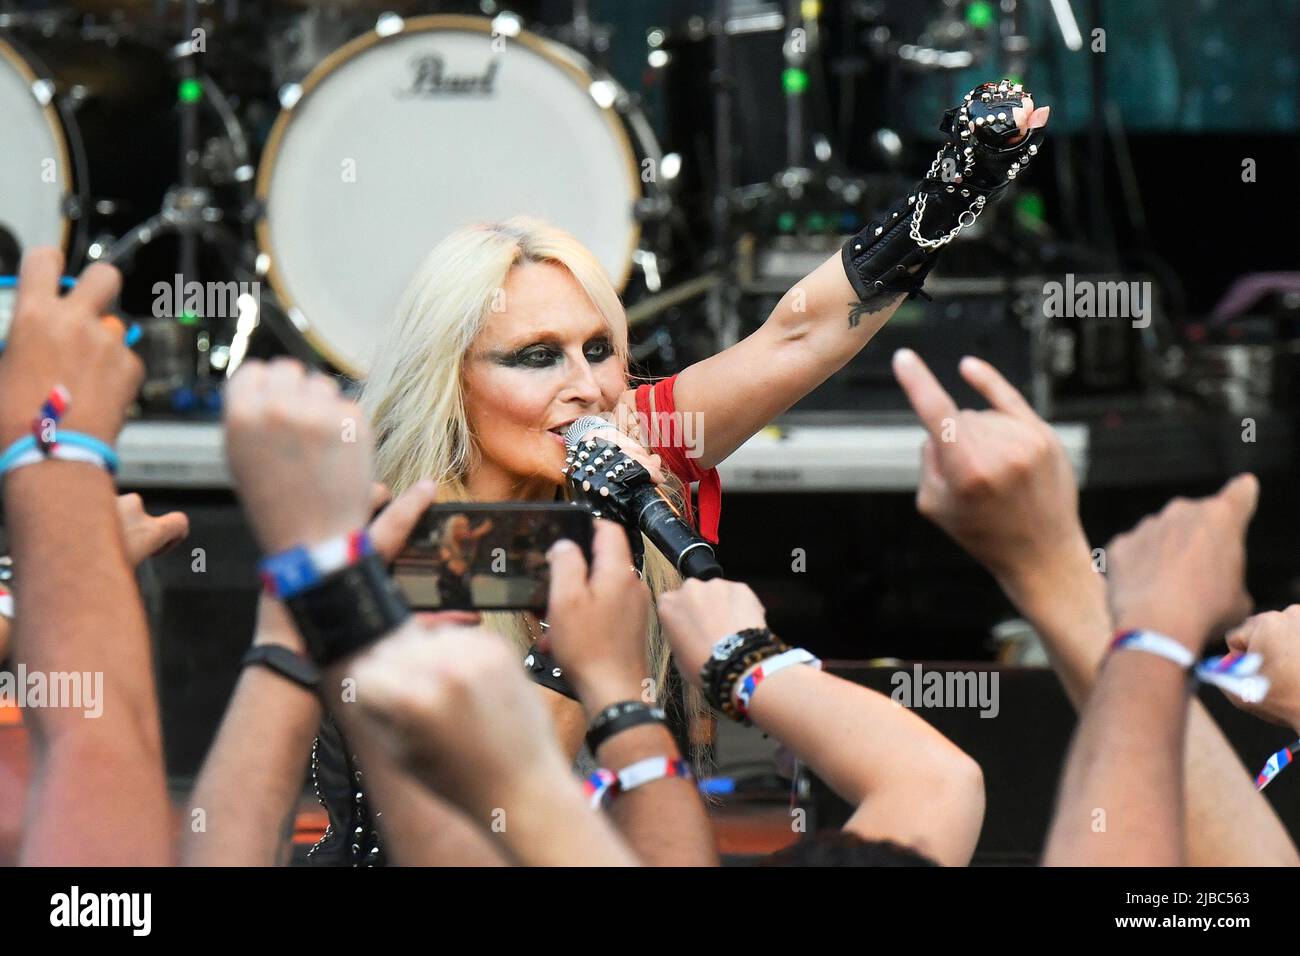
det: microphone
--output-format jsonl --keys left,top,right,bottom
{"left": 563, "top": 416, "right": 723, "bottom": 580}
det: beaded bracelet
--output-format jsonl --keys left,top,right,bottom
{"left": 700, "top": 627, "right": 787, "bottom": 719}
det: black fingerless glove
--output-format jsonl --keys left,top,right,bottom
{"left": 842, "top": 79, "right": 1046, "bottom": 313}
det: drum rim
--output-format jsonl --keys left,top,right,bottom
{"left": 0, "top": 34, "right": 73, "bottom": 257}
{"left": 254, "top": 12, "right": 643, "bottom": 379}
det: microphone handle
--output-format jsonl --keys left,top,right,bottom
{"left": 629, "top": 487, "right": 723, "bottom": 580}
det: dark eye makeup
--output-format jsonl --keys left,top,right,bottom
{"left": 490, "top": 336, "right": 615, "bottom": 370}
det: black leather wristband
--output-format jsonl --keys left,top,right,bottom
{"left": 585, "top": 700, "right": 667, "bottom": 755}
{"left": 241, "top": 644, "right": 321, "bottom": 692}
{"left": 284, "top": 552, "right": 411, "bottom": 668}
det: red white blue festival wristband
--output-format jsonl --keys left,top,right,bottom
{"left": 33, "top": 384, "right": 70, "bottom": 452}
{"left": 732, "top": 648, "right": 821, "bottom": 717}
{"left": 259, "top": 529, "right": 374, "bottom": 599}
{"left": 1255, "top": 739, "right": 1299, "bottom": 791}
{"left": 615, "top": 756, "right": 693, "bottom": 794}
{"left": 1110, "top": 630, "right": 1271, "bottom": 702}
{"left": 0, "top": 386, "right": 119, "bottom": 477}
{"left": 584, "top": 758, "right": 693, "bottom": 808}
{"left": 583, "top": 768, "right": 618, "bottom": 809}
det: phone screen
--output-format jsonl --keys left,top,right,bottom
{"left": 393, "top": 502, "right": 594, "bottom": 611}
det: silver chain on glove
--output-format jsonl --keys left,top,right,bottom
{"left": 909, "top": 80, "right": 1040, "bottom": 250}
{"left": 909, "top": 149, "right": 988, "bottom": 250}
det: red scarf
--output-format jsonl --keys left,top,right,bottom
{"left": 633, "top": 375, "right": 722, "bottom": 544}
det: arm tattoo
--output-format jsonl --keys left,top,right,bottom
{"left": 848, "top": 300, "right": 876, "bottom": 329}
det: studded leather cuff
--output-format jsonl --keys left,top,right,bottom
{"left": 842, "top": 79, "right": 1045, "bottom": 310}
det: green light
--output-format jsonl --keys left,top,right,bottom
{"left": 178, "top": 78, "right": 204, "bottom": 104}
{"left": 782, "top": 68, "right": 809, "bottom": 96}
{"left": 966, "top": 1, "right": 994, "bottom": 29}
{"left": 806, "top": 212, "right": 826, "bottom": 232}
{"left": 776, "top": 211, "right": 797, "bottom": 233}
{"left": 1015, "top": 192, "right": 1046, "bottom": 224}
{"left": 1006, "top": 73, "right": 1024, "bottom": 87}
{"left": 178, "top": 310, "right": 200, "bottom": 326}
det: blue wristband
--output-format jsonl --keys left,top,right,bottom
{"left": 0, "top": 431, "right": 119, "bottom": 478}
{"left": 50, "top": 431, "right": 119, "bottom": 474}
{"left": 0, "top": 436, "right": 38, "bottom": 475}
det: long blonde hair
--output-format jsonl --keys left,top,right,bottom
{"left": 360, "top": 217, "right": 703, "bottom": 738}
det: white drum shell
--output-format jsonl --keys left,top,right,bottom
{"left": 256, "top": 15, "right": 642, "bottom": 377}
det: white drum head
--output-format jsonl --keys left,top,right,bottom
{"left": 258, "top": 16, "right": 641, "bottom": 376}
{"left": 0, "top": 40, "right": 69, "bottom": 261}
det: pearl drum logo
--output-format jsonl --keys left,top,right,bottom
{"left": 399, "top": 54, "right": 499, "bottom": 97}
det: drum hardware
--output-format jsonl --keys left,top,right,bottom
{"left": 65, "top": 0, "right": 232, "bottom": 35}
{"left": 546, "top": 0, "right": 612, "bottom": 65}
{"left": 856, "top": 0, "right": 988, "bottom": 75}
{"left": 626, "top": 272, "right": 721, "bottom": 329}
{"left": 103, "top": 185, "right": 229, "bottom": 267}
{"left": 265, "top": 2, "right": 380, "bottom": 88}
{"left": 71, "top": 0, "right": 260, "bottom": 406}
{"left": 0, "top": 23, "right": 185, "bottom": 271}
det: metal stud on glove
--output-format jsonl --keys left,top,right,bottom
{"left": 841, "top": 79, "right": 1047, "bottom": 310}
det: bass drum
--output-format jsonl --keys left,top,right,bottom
{"left": 0, "top": 27, "right": 77, "bottom": 271}
{"left": 256, "top": 13, "right": 665, "bottom": 379}
{"left": 0, "top": 24, "right": 182, "bottom": 289}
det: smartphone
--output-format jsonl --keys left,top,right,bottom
{"left": 393, "top": 502, "right": 594, "bottom": 611}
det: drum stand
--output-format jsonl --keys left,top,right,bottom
{"left": 101, "top": 0, "right": 259, "bottom": 400}
{"left": 707, "top": 0, "right": 740, "bottom": 351}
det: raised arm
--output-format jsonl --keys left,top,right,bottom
{"left": 182, "top": 594, "right": 322, "bottom": 866}
{"left": 543, "top": 520, "right": 718, "bottom": 866}
{"left": 891, "top": 348, "right": 1299, "bottom": 866}
{"left": 0, "top": 249, "right": 167, "bottom": 864}
{"left": 183, "top": 480, "right": 467, "bottom": 866}
{"left": 657, "top": 579, "right": 984, "bottom": 866}
{"left": 1045, "top": 476, "right": 1257, "bottom": 865}
{"left": 630, "top": 84, "right": 1049, "bottom": 471}
{"left": 0, "top": 492, "right": 187, "bottom": 666}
